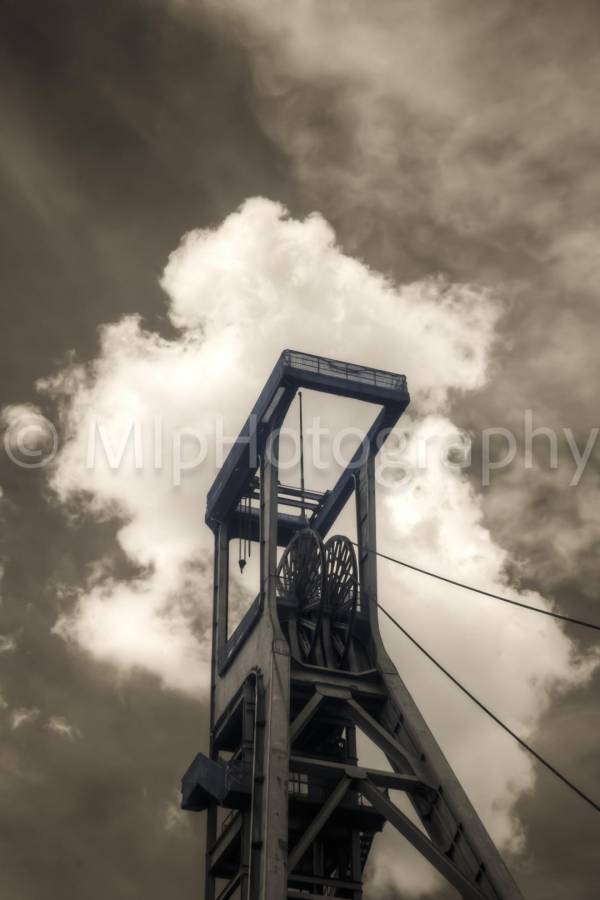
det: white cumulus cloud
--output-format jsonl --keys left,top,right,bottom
{"left": 46, "top": 715, "right": 79, "bottom": 740}
{"left": 40, "top": 198, "right": 595, "bottom": 895}
{"left": 0, "top": 635, "right": 16, "bottom": 654}
{"left": 11, "top": 707, "right": 40, "bottom": 731}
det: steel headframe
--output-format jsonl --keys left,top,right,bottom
{"left": 182, "top": 349, "right": 525, "bottom": 900}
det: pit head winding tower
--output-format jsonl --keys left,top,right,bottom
{"left": 182, "top": 350, "right": 524, "bottom": 900}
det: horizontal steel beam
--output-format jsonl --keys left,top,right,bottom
{"left": 288, "top": 891, "right": 358, "bottom": 900}
{"left": 289, "top": 755, "right": 433, "bottom": 794}
{"left": 291, "top": 669, "right": 386, "bottom": 701}
{"left": 288, "top": 873, "right": 362, "bottom": 890}
{"left": 277, "top": 483, "right": 327, "bottom": 502}
{"left": 287, "top": 892, "right": 352, "bottom": 900}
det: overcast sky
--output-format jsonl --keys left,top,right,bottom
{"left": 1, "top": 2, "right": 600, "bottom": 898}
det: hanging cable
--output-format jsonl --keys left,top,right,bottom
{"left": 377, "top": 602, "right": 600, "bottom": 814}
{"left": 238, "top": 493, "right": 248, "bottom": 573}
{"left": 351, "top": 542, "right": 600, "bottom": 632}
{"left": 247, "top": 494, "right": 252, "bottom": 560}
{"left": 238, "top": 502, "right": 244, "bottom": 573}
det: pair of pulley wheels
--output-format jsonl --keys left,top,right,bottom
{"left": 276, "top": 529, "right": 358, "bottom": 669}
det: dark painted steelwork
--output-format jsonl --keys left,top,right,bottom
{"left": 205, "top": 349, "right": 409, "bottom": 536}
{"left": 183, "top": 350, "right": 525, "bottom": 900}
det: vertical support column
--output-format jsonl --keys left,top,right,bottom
{"left": 240, "top": 678, "right": 259, "bottom": 899}
{"left": 215, "top": 523, "right": 230, "bottom": 653}
{"left": 204, "top": 807, "right": 217, "bottom": 900}
{"left": 355, "top": 455, "right": 378, "bottom": 621}
{"left": 259, "top": 440, "right": 278, "bottom": 613}
{"left": 357, "top": 449, "right": 525, "bottom": 899}
{"left": 206, "top": 525, "right": 228, "bottom": 900}
{"left": 247, "top": 673, "right": 265, "bottom": 900}
{"left": 346, "top": 725, "right": 363, "bottom": 899}
{"left": 256, "top": 430, "right": 290, "bottom": 900}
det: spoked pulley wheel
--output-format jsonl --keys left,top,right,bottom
{"left": 276, "top": 528, "right": 326, "bottom": 662}
{"left": 322, "top": 535, "right": 359, "bottom": 668}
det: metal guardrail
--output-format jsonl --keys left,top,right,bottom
{"left": 283, "top": 350, "right": 407, "bottom": 393}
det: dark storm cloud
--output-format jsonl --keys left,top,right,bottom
{"left": 0, "top": 0, "right": 293, "bottom": 398}
{"left": 1, "top": 1, "right": 600, "bottom": 898}
{"left": 188, "top": 7, "right": 600, "bottom": 891}
{"left": 514, "top": 669, "right": 600, "bottom": 900}
{"left": 0, "top": 456, "right": 211, "bottom": 898}
{"left": 0, "top": 652, "right": 207, "bottom": 900}
{"left": 0, "top": 1, "right": 291, "bottom": 897}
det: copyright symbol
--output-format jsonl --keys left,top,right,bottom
{"left": 2, "top": 406, "right": 59, "bottom": 469}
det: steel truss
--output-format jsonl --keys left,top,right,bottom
{"left": 182, "top": 350, "right": 524, "bottom": 900}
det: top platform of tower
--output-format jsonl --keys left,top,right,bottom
{"left": 205, "top": 349, "right": 410, "bottom": 532}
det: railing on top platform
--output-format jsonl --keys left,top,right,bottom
{"left": 282, "top": 350, "right": 407, "bottom": 393}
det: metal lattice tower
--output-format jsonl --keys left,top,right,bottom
{"left": 182, "top": 350, "right": 524, "bottom": 900}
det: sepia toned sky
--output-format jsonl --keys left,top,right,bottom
{"left": 1, "top": 2, "right": 599, "bottom": 898}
